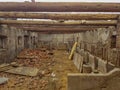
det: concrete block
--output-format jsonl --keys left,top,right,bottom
{"left": 97, "top": 57, "right": 115, "bottom": 73}
{"left": 68, "top": 68, "right": 120, "bottom": 90}
{"left": 97, "top": 57, "right": 107, "bottom": 73}
{"left": 88, "top": 54, "right": 96, "bottom": 71}
{"left": 83, "top": 52, "right": 89, "bottom": 64}
{"left": 79, "top": 49, "right": 84, "bottom": 56}
{"left": 83, "top": 64, "right": 92, "bottom": 73}
{"left": 76, "top": 54, "right": 80, "bottom": 70}
{"left": 77, "top": 54, "right": 83, "bottom": 71}
{"left": 73, "top": 53, "right": 84, "bottom": 71}
{"left": 73, "top": 52, "right": 78, "bottom": 67}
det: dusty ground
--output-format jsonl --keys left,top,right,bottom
{"left": 0, "top": 49, "right": 79, "bottom": 90}
{"left": 51, "top": 50, "right": 79, "bottom": 90}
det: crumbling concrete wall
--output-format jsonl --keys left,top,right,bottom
{"left": 73, "top": 51, "right": 114, "bottom": 73}
{"left": 38, "top": 33, "right": 78, "bottom": 49}
{"left": 78, "top": 27, "right": 114, "bottom": 44}
{"left": 38, "top": 33, "right": 75, "bottom": 43}
{"left": 0, "top": 25, "right": 38, "bottom": 63}
{"left": 68, "top": 68, "right": 120, "bottom": 90}
{"left": 74, "top": 27, "right": 119, "bottom": 68}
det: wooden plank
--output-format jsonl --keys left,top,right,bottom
{"left": 69, "top": 42, "right": 77, "bottom": 60}
{"left": 0, "top": 2, "right": 119, "bottom": 12}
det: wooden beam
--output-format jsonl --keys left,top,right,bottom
{"left": 29, "top": 30, "right": 88, "bottom": 33}
{"left": 9, "top": 25, "right": 110, "bottom": 28}
{"left": 0, "top": 12, "right": 118, "bottom": 20}
{"left": 27, "top": 30, "right": 87, "bottom": 34}
{"left": 18, "top": 26, "right": 101, "bottom": 32}
{"left": 116, "top": 16, "right": 120, "bottom": 49}
{"left": 0, "top": 20, "right": 117, "bottom": 26}
{"left": 0, "top": 2, "right": 119, "bottom": 12}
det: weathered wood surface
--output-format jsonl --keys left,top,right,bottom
{"left": 0, "top": 2, "right": 119, "bottom": 12}
{"left": 0, "top": 20, "right": 117, "bottom": 26}
{"left": 0, "top": 12, "right": 118, "bottom": 20}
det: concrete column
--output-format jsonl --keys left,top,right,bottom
{"left": 116, "top": 16, "right": 120, "bottom": 48}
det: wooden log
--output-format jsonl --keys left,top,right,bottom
{"left": 116, "top": 16, "right": 120, "bottom": 48}
{"left": 29, "top": 31, "right": 89, "bottom": 33}
{"left": 0, "top": 2, "right": 119, "bottom": 12}
{"left": 18, "top": 27, "right": 98, "bottom": 32}
{"left": 9, "top": 25, "right": 110, "bottom": 28}
{"left": 0, "top": 12, "right": 118, "bottom": 20}
{"left": 0, "top": 20, "right": 117, "bottom": 26}
{"left": 69, "top": 42, "right": 78, "bottom": 60}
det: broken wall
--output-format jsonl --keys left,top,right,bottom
{"left": 38, "top": 33, "right": 78, "bottom": 49}
{"left": 0, "top": 25, "right": 38, "bottom": 63}
{"left": 68, "top": 68, "right": 120, "bottom": 90}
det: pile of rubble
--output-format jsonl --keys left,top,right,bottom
{"left": 16, "top": 49, "right": 52, "bottom": 68}
{"left": 0, "top": 48, "right": 55, "bottom": 90}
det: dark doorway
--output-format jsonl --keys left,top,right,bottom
{"left": 24, "top": 35, "right": 29, "bottom": 48}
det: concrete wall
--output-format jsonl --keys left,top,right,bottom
{"left": 75, "top": 27, "right": 120, "bottom": 67}
{"left": 38, "top": 33, "right": 75, "bottom": 43}
{"left": 68, "top": 68, "right": 120, "bottom": 90}
{"left": 38, "top": 33, "right": 77, "bottom": 49}
{"left": 73, "top": 51, "right": 114, "bottom": 73}
{"left": 78, "top": 27, "right": 114, "bottom": 44}
{"left": 0, "top": 25, "right": 38, "bottom": 63}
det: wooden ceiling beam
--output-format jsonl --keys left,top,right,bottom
{"left": 0, "top": 2, "right": 119, "bottom": 12}
{"left": 0, "top": 20, "right": 117, "bottom": 26}
{"left": 0, "top": 12, "right": 118, "bottom": 20}
{"left": 9, "top": 25, "right": 110, "bottom": 28}
{"left": 18, "top": 27, "right": 102, "bottom": 32}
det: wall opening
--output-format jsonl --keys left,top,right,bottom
{"left": 111, "top": 35, "right": 116, "bottom": 48}
{"left": 18, "top": 36, "right": 22, "bottom": 46}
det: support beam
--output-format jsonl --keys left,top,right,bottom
{"left": 116, "top": 16, "right": 120, "bottom": 48}
{"left": 29, "top": 30, "right": 89, "bottom": 33}
{"left": 18, "top": 26, "right": 99, "bottom": 32}
{"left": 0, "top": 2, "right": 119, "bottom": 12}
{"left": 0, "top": 20, "right": 117, "bottom": 26}
{"left": 30, "top": 30, "right": 85, "bottom": 34}
{"left": 9, "top": 25, "right": 110, "bottom": 28}
{"left": 0, "top": 12, "right": 118, "bottom": 20}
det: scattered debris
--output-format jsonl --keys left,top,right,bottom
{"left": 0, "top": 63, "right": 15, "bottom": 72}
{"left": 0, "top": 77, "right": 8, "bottom": 84}
{"left": 0, "top": 49, "right": 78, "bottom": 90}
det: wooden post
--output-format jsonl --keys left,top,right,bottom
{"left": 116, "top": 16, "right": 120, "bottom": 49}
{"left": 0, "top": 2, "right": 119, "bottom": 12}
{"left": 116, "top": 16, "right": 120, "bottom": 67}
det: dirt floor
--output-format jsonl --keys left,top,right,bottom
{"left": 0, "top": 49, "right": 79, "bottom": 90}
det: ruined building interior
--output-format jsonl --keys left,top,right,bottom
{"left": 0, "top": 0, "right": 120, "bottom": 90}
